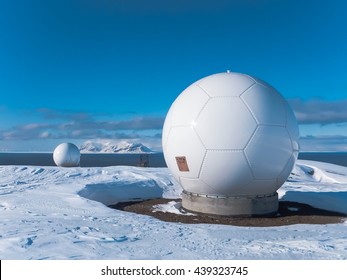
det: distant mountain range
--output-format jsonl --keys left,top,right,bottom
{"left": 79, "top": 140, "right": 154, "bottom": 153}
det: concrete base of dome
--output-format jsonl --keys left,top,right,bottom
{"left": 181, "top": 191, "right": 278, "bottom": 216}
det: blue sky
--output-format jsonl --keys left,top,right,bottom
{"left": 1, "top": 0, "right": 347, "bottom": 151}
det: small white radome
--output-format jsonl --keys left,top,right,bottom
{"left": 53, "top": 142, "right": 81, "bottom": 167}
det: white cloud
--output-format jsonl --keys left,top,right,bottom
{"left": 0, "top": 108, "right": 164, "bottom": 142}
{"left": 289, "top": 98, "right": 347, "bottom": 125}
{"left": 300, "top": 135, "right": 347, "bottom": 152}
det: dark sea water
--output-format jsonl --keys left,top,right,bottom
{"left": 297, "top": 152, "right": 347, "bottom": 167}
{"left": 0, "top": 153, "right": 166, "bottom": 167}
{"left": 0, "top": 152, "right": 347, "bottom": 168}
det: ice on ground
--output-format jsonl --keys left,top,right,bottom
{"left": 0, "top": 160, "right": 347, "bottom": 260}
{"left": 152, "top": 201, "right": 196, "bottom": 216}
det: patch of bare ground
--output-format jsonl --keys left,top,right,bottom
{"left": 110, "top": 199, "right": 347, "bottom": 227}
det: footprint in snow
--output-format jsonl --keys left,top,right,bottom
{"left": 101, "top": 236, "right": 128, "bottom": 243}
{"left": 22, "top": 236, "right": 37, "bottom": 248}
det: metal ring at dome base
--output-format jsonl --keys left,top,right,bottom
{"left": 182, "top": 190, "right": 278, "bottom": 217}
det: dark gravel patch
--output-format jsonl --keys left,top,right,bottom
{"left": 110, "top": 199, "right": 347, "bottom": 227}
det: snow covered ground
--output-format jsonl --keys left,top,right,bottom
{"left": 0, "top": 160, "right": 347, "bottom": 260}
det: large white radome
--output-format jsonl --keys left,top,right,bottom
{"left": 162, "top": 72, "right": 299, "bottom": 200}
{"left": 53, "top": 143, "right": 81, "bottom": 167}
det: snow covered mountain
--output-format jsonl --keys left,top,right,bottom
{"left": 79, "top": 140, "right": 154, "bottom": 153}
